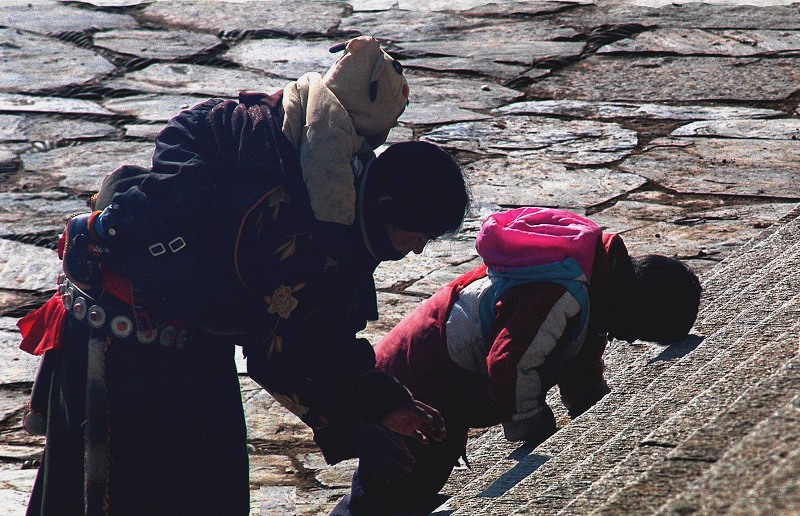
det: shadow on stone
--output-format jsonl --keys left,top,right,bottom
{"left": 648, "top": 334, "right": 705, "bottom": 364}
{"left": 477, "top": 449, "right": 550, "bottom": 499}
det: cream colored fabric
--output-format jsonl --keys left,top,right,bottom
{"left": 282, "top": 72, "right": 362, "bottom": 225}
{"left": 323, "top": 36, "right": 409, "bottom": 143}
{"left": 281, "top": 36, "right": 409, "bottom": 225}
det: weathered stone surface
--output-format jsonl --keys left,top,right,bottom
{"left": 241, "top": 381, "right": 313, "bottom": 444}
{"left": 338, "top": 9, "right": 485, "bottom": 41}
{"left": 464, "top": 157, "right": 645, "bottom": 210}
{"left": 620, "top": 137, "right": 800, "bottom": 198}
{"left": 494, "top": 99, "right": 786, "bottom": 120}
{"left": 224, "top": 38, "right": 340, "bottom": 80}
{"left": 396, "top": 22, "right": 583, "bottom": 66}
{"left": 0, "top": 388, "right": 27, "bottom": 424}
{"left": 0, "top": 146, "right": 19, "bottom": 172}
{"left": 106, "top": 63, "right": 285, "bottom": 98}
{"left": 71, "top": 0, "right": 148, "bottom": 6}
{"left": 671, "top": 118, "right": 800, "bottom": 139}
{"left": 22, "top": 141, "right": 152, "bottom": 194}
{"left": 589, "top": 195, "right": 797, "bottom": 275}
{"left": 422, "top": 116, "right": 637, "bottom": 165}
{"left": 0, "top": 192, "right": 87, "bottom": 235}
{"left": 0, "top": 28, "right": 115, "bottom": 94}
{"left": 122, "top": 124, "right": 162, "bottom": 141}
{"left": 0, "top": 465, "right": 37, "bottom": 512}
{"left": 599, "top": 28, "right": 800, "bottom": 56}
{"left": 93, "top": 28, "right": 221, "bottom": 60}
{"left": 347, "top": 0, "right": 590, "bottom": 15}
{"left": 0, "top": 240, "right": 59, "bottom": 292}
{"left": 403, "top": 75, "right": 520, "bottom": 126}
{"left": 312, "top": 457, "right": 357, "bottom": 489}
{"left": 404, "top": 56, "right": 537, "bottom": 81}
{"left": 0, "top": 115, "right": 120, "bottom": 145}
{"left": 0, "top": 0, "right": 137, "bottom": 34}
{"left": 527, "top": 56, "right": 800, "bottom": 102}
{"left": 550, "top": 3, "right": 800, "bottom": 31}
{"left": 139, "top": 1, "right": 348, "bottom": 35}
{"left": 0, "top": 94, "right": 113, "bottom": 117}
{"left": 0, "top": 316, "right": 41, "bottom": 384}
{"left": 248, "top": 454, "right": 295, "bottom": 485}
{"left": 103, "top": 94, "right": 210, "bottom": 122}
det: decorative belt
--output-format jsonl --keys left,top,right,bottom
{"left": 57, "top": 273, "right": 191, "bottom": 349}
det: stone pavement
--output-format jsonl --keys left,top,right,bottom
{"left": 0, "top": 0, "right": 798, "bottom": 514}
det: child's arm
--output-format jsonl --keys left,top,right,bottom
{"left": 486, "top": 282, "right": 584, "bottom": 444}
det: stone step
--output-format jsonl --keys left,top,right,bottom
{"left": 444, "top": 241, "right": 798, "bottom": 507}
{"left": 698, "top": 204, "right": 800, "bottom": 307}
{"left": 441, "top": 211, "right": 800, "bottom": 514}
{"left": 439, "top": 335, "right": 674, "bottom": 499}
{"left": 727, "top": 440, "right": 800, "bottom": 515}
{"left": 655, "top": 393, "right": 800, "bottom": 515}
{"left": 551, "top": 318, "right": 800, "bottom": 514}
{"left": 592, "top": 355, "right": 800, "bottom": 515}
{"left": 450, "top": 291, "right": 799, "bottom": 515}
{"left": 441, "top": 338, "right": 664, "bottom": 499}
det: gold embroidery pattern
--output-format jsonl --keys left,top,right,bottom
{"left": 264, "top": 283, "right": 305, "bottom": 319}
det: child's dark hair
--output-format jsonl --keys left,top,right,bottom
{"left": 368, "top": 141, "right": 470, "bottom": 237}
{"left": 611, "top": 254, "right": 702, "bottom": 343}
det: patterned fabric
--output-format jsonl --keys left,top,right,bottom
{"left": 23, "top": 89, "right": 413, "bottom": 514}
{"left": 376, "top": 221, "right": 624, "bottom": 440}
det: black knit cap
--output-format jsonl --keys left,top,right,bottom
{"left": 366, "top": 141, "right": 470, "bottom": 237}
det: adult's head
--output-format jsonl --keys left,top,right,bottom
{"left": 609, "top": 254, "right": 702, "bottom": 343}
{"left": 360, "top": 141, "right": 470, "bottom": 260}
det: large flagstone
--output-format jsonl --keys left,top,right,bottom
{"left": 464, "top": 157, "right": 646, "bottom": 209}
{"left": 0, "top": 28, "right": 114, "bottom": 94}
{"left": 550, "top": 3, "right": 800, "bottom": 31}
{"left": 102, "top": 94, "right": 211, "bottom": 122}
{"left": 224, "top": 38, "right": 341, "bottom": 80}
{"left": 422, "top": 115, "right": 637, "bottom": 165}
{"left": 139, "top": 0, "right": 348, "bottom": 36}
{"left": 526, "top": 56, "right": 800, "bottom": 102}
{"left": 21, "top": 141, "right": 152, "bottom": 194}
{"left": 494, "top": 100, "right": 785, "bottom": 121}
{"left": 93, "top": 28, "right": 221, "bottom": 60}
{"left": 589, "top": 194, "right": 798, "bottom": 276}
{"left": 0, "top": 192, "right": 87, "bottom": 235}
{"left": 0, "top": 317, "right": 40, "bottom": 384}
{"left": 402, "top": 75, "right": 520, "bottom": 126}
{"left": 105, "top": 63, "right": 284, "bottom": 98}
{"left": 0, "top": 0, "right": 136, "bottom": 34}
{"left": 599, "top": 28, "right": 800, "bottom": 56}
{"left": 670, "top": 119, "right": 800, "bottom": 139}
{"left": 0, "top": 115, "right": 120, "bottom": 145}
{"left": 620, "top": 137, "right": 800, "bottom": 198}
{"left": 0, "top": 240, "right": 59, "bottom": 293}
{"left": 0, "top": 94, "right": 113, "bottom": 117}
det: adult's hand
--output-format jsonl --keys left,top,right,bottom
{"left": 343, "top": 420, "right": 415, "bottom": 480}
{"left": 381, "top": 400, "right": 447, "bottom": 445}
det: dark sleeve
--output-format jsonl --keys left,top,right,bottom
{"left": 99, "top": 96, "right": 292, "bottom": 316}
{"left": 244, "top": 265, "right": 412, "bottom": 464}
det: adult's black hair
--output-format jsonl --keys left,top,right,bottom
{"left": 367, "top": 141, "right": 470, "bottom": 237}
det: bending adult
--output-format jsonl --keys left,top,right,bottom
{"left": 19, "top": 86, "right": 469, "bottom": 514}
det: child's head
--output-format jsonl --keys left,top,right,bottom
{"left": 323, "top": 36, "right": 409, "bottom": 147}
{"left": 609, "top": 254, "right": 702, "bottom": 343}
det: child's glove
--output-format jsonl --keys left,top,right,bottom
{"left": 343, "top": 420, "right": 415, "bottom": 481}
{"left": 58, "top": 211, "right": 111, "bottom": 291}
